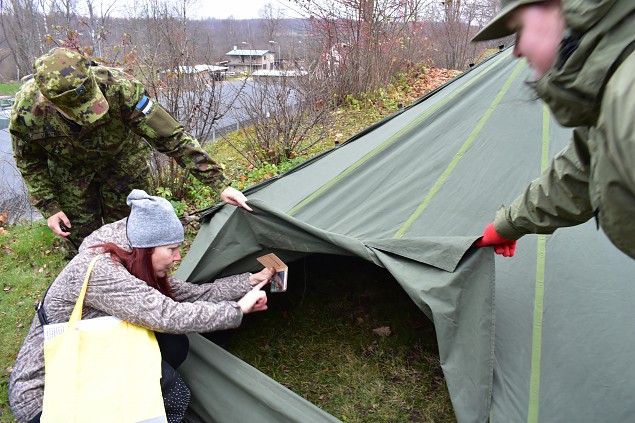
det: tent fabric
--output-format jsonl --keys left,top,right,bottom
{"left": 175, "top": 46, "right": 635, "bottom": 423}
{"left": 179, "top": 334, "right": 342, "bottom": 423}
{"left": 179, "top": 201, "right": 494, "bottom": 423}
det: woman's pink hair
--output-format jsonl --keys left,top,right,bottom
{"left": 93, "top": 242, "right": 175, "bottom": 300}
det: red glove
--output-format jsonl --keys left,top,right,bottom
{"left": 475, "top": 223, "right": 517, "bottom": 257}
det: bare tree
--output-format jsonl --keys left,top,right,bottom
{"left": 258, "top": 2, "right": 285, "bottom": 44}
{"left": 83, "top": 0, "right": 116, "bottom": 57}
{"left": 220, "top": 16, "right": 238, "bottom": 49}
{"left": 0, "top": 0, "right": 49, "bottom": 77}
{"left": 227, "top": 73, "right": 333, "bottom": 167}
{"left": 2, "top": 0, "right": 115, "bottom": 64}
{"left": 121, "top": 0, "right": 248, "bottom": 197}
{"left": 47, "top": 0, "right": 78, "bottom": 29}
{"left": 295, "top": 0, "right": 425, "bottom": 104}
{"left": 416, "top": 0, "right": 504, "bottom": 70}
{"left": 421, "top": 0, "right": 486, "bottom": 70}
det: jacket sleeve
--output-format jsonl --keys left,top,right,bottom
{"left": 169, "top": 273, "right": 253, "bottom": 303}
{"left": 10, "top": 126, "right": 61, "bottom": 218}
{"left": 84, "top": 256, "right": 244, "bottom": 334}
{"left": 494, "top": 127, "right": 595, "bottom": 239}
{"left": 122, "top": 85, "right": 230, "bottom": 191}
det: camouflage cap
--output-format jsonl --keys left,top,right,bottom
{"left": 34, "top": 48, "right": 109, "bottom": 125}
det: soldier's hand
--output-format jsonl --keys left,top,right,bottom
{"left": 47, "top": 211, "right": 72, "bottom": 238}
{"left": 220, "top": 187, "right": 252, "bottom": 212}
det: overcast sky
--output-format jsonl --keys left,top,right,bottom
{"left": 110, "top": 0, "right": 303, "bottom": 20}
{"left": 99, "top": 0, "right": 301, "bottom": 19}
{"left": 194, "top": 0, "right": 302, "bottom": 19}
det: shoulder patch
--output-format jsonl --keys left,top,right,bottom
{"left": 135, "top": 95, "right": 154, "bottom": 115}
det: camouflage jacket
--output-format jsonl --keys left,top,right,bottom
{"left": 8, "top": 218, "right": 252, "bottom": 422}
{"left": 9, "top": 66, "right": 229, "bottom": 217}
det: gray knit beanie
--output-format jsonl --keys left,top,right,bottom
{"left": 126, "top": 189, "right": 184, "bottom": 248}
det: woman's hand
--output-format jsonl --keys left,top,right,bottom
{"left": 237, "top": 281, "right": 268, "bottom": 314}
{"left": 249, "top": 267, "right": 275, "bottom": 286}
{"left": 220, "top": 187, "right": 252, "bottom": 211}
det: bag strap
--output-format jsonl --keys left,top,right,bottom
{"left": 35, "top": 284, "right": 53, "bottom": 325}
{"left": 66, "top": 254, "right": 104, "bottom": 329}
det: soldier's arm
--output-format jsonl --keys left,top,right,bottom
{"left": 125, "top": 91, "right": 230, "bottom": 192}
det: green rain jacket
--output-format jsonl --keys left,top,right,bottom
{"left": 10, "top": 65, "right": 229, "bottom": 218}
{"left": 494, "top": 0, "right": 635, "bottom": 259}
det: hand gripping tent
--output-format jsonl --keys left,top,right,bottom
{"left": 174, "top": 46, "right": 635, "bottom": 423}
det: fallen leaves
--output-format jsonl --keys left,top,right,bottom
{"left": 0, "top": 212, "right": 7, "bottom": 235}
{"left": 372, "top": 326, "right": 392, "bottom": 337}
{"left": 394, "top": 67, "right": 462, "bottom": 107}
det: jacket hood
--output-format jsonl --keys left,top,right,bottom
{"left": 561, "top": 0, "right": 616, "bottom": 33}
{"left": 536, "top": 0, "right": 635, "bottom": 127}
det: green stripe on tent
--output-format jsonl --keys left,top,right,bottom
{"left": 529, "top": 235, "right": 546, "bottom": 423}
{"left": 527, "top": 104, "right": 551, "bottom": 423}
{"left": 540, "top": 105, "right": 551, "bottom": 174}
{"left": 393, "top": 60, "right": 525, "bottom": 238}
{"left": 288, "top": 51, "right": 512, "bottom": 216}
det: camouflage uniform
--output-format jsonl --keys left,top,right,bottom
{"left": 10, "top": 48, "right": 229, "bottom": 243}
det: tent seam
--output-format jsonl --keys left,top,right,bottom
{"left": 527, "top": 104, "right": 551, "bottom": 423}
{"left": 289, "top": 51, "right": 514, "bottom": 216}
{"left": 393, "top": 58, "right": 524, "bottom": 238}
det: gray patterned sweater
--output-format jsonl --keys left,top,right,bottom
{"left": 9, "top": 218, "right": 252, "bottom": 422}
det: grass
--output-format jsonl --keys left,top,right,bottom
{"left": 229, "top": 254, "right": 455, "bottom": 422}
{"left": 0, "top": 84, "right": 20, "bottom": 96}
{"left": 0, "top": 223, "right": 68, "bottom": 423}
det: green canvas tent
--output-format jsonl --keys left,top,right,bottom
{"left": 174, "top": 46, "right": 635, "bottom": 423}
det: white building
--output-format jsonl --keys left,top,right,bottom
{"left": 225, "top": 47, "right": 275, "bottom": 74}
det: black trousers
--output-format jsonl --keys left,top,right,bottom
{"left": 156, "top": 332, "right": 189, "bottom": 369}
{"left": 156, "top": 333, "right": 191, "bottom": 423}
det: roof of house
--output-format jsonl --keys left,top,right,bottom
{"left": 226, "top": 49, "right": 270, "bottom": 57}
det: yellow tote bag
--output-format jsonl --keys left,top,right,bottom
{"left": 41, "top": 254, "right": 167, "bottom": 423}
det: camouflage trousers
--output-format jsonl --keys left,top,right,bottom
{"left": 55, "top": 169, "right": 152, "bottom": 248}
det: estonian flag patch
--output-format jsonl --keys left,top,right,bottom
{"left": 136, "top": 95, "right": 154, "bottom": 115}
